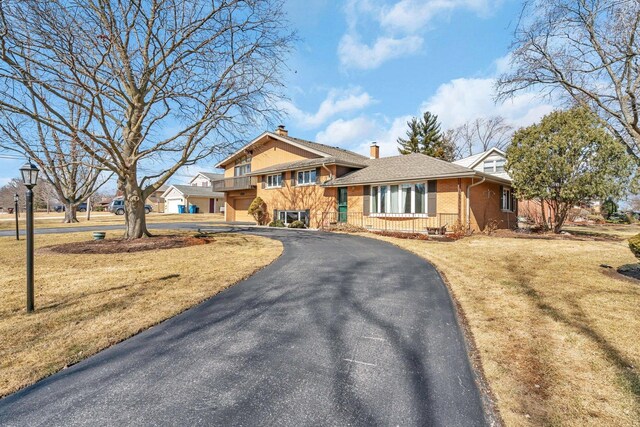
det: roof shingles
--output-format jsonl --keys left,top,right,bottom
{"left": 323, "top": 153, "right": 476, "bottom": 186}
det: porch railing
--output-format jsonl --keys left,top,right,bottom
{"left": 318, "top": 212, "right": 460, "bottom": 234}
{"left": 212, "top": 176, "right": 258, "bottom": 191}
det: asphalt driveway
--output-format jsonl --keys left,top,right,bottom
{"left": 0, "top": 229, "right": 486, "bottom": 426}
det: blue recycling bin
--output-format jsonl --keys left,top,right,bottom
{"left": 178, "top": 204, "right": 186, "bottom": 214}
{"left": 189, "top": 205, "right": 197, "bottom": 214}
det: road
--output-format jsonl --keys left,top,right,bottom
{"left": 0, "top": 228, "right": 487, "bottom": 426}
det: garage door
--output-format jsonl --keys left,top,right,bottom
{"left": 233, "top": 197, "right": 255, "bottom": 223}
{"left": 165, "top": 198, "right": 183, "bottom": 214}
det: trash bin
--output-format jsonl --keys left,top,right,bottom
{"left": 188, "top": 205, "right": 197, "bottom": 214}
{"left": 195, "top": 206, "right": 200, "bottom": 213}
{"left": 178, "top": 204, "right": 186, "bottom": 214}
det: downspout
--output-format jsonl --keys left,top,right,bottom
{"left": 321, "top": 162, "right": 333, "bottom": 181}
{"left": 466, "top": 176, "right": 486, "bottom": 230}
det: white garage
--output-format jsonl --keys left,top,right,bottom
{"left": 161, "top": 185, "right": 224, "bottom": 214}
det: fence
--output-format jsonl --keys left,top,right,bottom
{"left": 318, "top": 211, "right": 460, "bottom": 234}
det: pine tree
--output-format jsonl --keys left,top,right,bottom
{"left": 397, "top": 111, "right": 456, "bottom": 160}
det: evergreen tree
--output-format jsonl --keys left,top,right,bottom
{"left": 397, "top": 111, "right": 456, "bottom": 161}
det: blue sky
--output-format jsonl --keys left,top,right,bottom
{"left": 0, "top": 0, "right": 556, "bottom": 189}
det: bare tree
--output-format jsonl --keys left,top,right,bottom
{"left": 0, "top": 95, "right": 111, "bottom": 223}
{"left": 496, "top": 0, "right": 640, "bottom": 158}
{"left": 449, "top": 116, "right": 513, "bottom": 158}
{"left": 0, "top": 0, "right": 294, "bottom": 238}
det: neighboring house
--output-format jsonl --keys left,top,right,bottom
{"left": 146, "top": 185, "right": 168, "bottom": 213}
{"left": 162, "top": 184, "right": 224, "bottom": 214}
{"left": 214, "top": 126, "right": 518, "bottom": 231}
{"left": 190, "top": 172, "right": 224, "bottom": 187}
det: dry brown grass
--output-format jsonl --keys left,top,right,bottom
{"left": 0, "top": 231, "right": 282, "bottom": 397}
{"left": 363, "top": 231, "right": 640, "bottom": 427}
{"left": 0, "top": 212, "right": 227, "bottom": 230}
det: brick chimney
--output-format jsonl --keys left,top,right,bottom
{"left": 275, "top": 125, "right": 288, "bottom": 136}
{"left": 370, "top": 142, "right": 379, "bottom": 159}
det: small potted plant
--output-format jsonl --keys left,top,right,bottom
{"left": 92, "top": 231, "right": 107, "bottom": 240}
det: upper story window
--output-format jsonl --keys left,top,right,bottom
{"left": 266, "top": 174, "right": 282, "bottom": 188}
{"left": 296, "top": 169, "right": 317, "bottom": 185}
{"left": 234, "top": 163, "right": 251, "bottom": 177}
{"left": 233, "top": 155, "right": 252, "bottom": 177}
{"left": 483, "top": 159, "right": 506, "bottom": 173}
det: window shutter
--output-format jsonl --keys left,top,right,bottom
{"left": 280, "top": 172, "right": 285, "bottom": 187}
{"left": 499, "top": 185, "right": 504, "bottom": 210}
{"left": 291, "top": 171, "right": 296, "bottom": 187}
{"left": 316, "top": 167, "right": 321, "bottom": 184}
{"left": 427, "top": 181, "right": 437, "bottom": 217}
{"left": 363, "top": 186, "right": 370, "bottom": 215}
{"left": 305, "top": 209, "right": 310, "bottom": 226}
{"left": 261, "top": 177, "right": 266, "bottom": 189}
{"left": 273, "top": 210, "right": 277, "bottom": 222}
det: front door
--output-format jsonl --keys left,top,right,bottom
{"left": 338, "top": 187, "right": 347, "bottom": 222}
{"left": 209, "top": 198, "right": 215, "bottom": 213}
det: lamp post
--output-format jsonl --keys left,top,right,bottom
{"left": 14, "top": 193, "right": 19, "bottom": 241}
{"left": 20, "top": 160, "right": 39, "bottom": 313}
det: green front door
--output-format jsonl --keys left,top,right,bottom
{"left": 338, "top": 187, "right": 347, "bottom": 222}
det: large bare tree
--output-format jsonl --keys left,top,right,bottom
{"left": 0, "top": 93, "right": 110, "bottom": 223}
{"left": 0, "top": 0, "right": 294, "bottom": 238}
{"left": 496, "top": 0, "right": 640, "bottom": 158}
{"left": 450, "top": 116, "right": 513, "bottom": 158}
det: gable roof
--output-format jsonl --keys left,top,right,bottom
{"left": 323, "top": 153, "right": 482, "bottom": 186}
{"left": 215, "top": 131, "right": 367, "bottom": 168}
{"left": 161, "top": 184, "right": 224, "bottom": 199}
{"left": 453, "top": 147, "right": 506, "bottom": 169}
{"left": 189, "top": 172, "right": 223, "bottom": 184}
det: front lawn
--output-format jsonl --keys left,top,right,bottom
{"left": 365, "top": 228, "right": 639, "bottom": 426}
{"left": 0, "top": 232, "right": 282, "bottom": 397}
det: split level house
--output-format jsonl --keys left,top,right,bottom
{"left": 162, "top": 172, "right": 225, "bottom": 214}
{"left": 214, "top": 126, "right": 518, "bottom": 233}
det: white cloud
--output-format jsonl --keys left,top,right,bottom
{"left": 314, "top": 67, "right": 556, "bottom": 158}
{"left": 338, "top": 34, "right": 423, "bottom": 70}
{"left": 339, "top": 0, "right": 502, "bottom": 69}
{"left": 420, "top": 77, "right": 555, "bottom": 129}
{"left": 281, "top": 87, "right": 374, "bottom": 128}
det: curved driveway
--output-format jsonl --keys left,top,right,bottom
{"left": 0, "top": 229, "right": 486, "bottom": 426}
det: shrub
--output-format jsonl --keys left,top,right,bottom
{"left": 587, "top": 214, "right": 606, "bottom": 224}
{"left": 449, "top": 221, "right": 467, "bottom": 239}
{"left": 628, "top": 233, "right": 640, "bottom": 260}
{"left": 288, "top": 220, "right": 306, "bottom": 228}
{"left": 268, "top": 219, "right": 285, "bottom": 227}
{"left": 247, "top": 197, "right": 267, "bottom": 225}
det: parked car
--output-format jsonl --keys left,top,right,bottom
{"left": 108, "top": 199, "right": 152, "bottom": 215}
{"left": 54, "top": 202, "right": 88, "bottom": 212}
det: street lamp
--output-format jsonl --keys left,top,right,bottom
{"left": 14, "top": 193, "right": 19, "bottom": 241}
{"left": 20, "top": 159, "right": 39, "bottom": 313}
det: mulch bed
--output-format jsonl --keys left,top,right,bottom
{"left": 613, "top": 264, "right": 640, "bottom": 282}
{"left": 39, "top": 234, "right": 215, "bottom": 255}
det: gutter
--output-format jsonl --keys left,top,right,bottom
{"left": 321, "top": 162, "right": 334, "bottom": 182}
{"left": 466, "top": 177, "right": 486, "bottom": 230}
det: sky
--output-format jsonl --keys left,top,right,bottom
{"left": 0, "top": 0, "right": 557, "bottom": 189}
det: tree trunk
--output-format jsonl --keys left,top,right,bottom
{"left": 63, "top": 203, "right": 79, "bottom": 223}
{"left": 122, "top": 174, "right": 150, "bottom": 239}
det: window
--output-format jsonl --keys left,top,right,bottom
{"left": 296, "top": 169, "right": 317, "bottom": 185}
{"left": 371, "top": 186, "right": 378, "bottom": 214}
{"left": 414, "top": 183, "right": 425, "bottom": 214}
{"left": 389, "top": 185, "right": 399, "bottom": 213}
{"left": 266, "top": 174, "right": 282, "bottom": 188}
{"left": 369, "top": 182, "right": 431, "bottom": 216}
{"left": 401, "top": 184, "right": 412, "bottom": 213}
{"left": 502, "top": 188, "right": 515, "bottom": 212}
{"left": 483, "top": 158, "right": 506, "bottom": 174}
{"left": 234, "top": 163, "right": 251, "bottom": 177}
{"left": 277, "top": 210, "right": 308, "bottom": 225}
